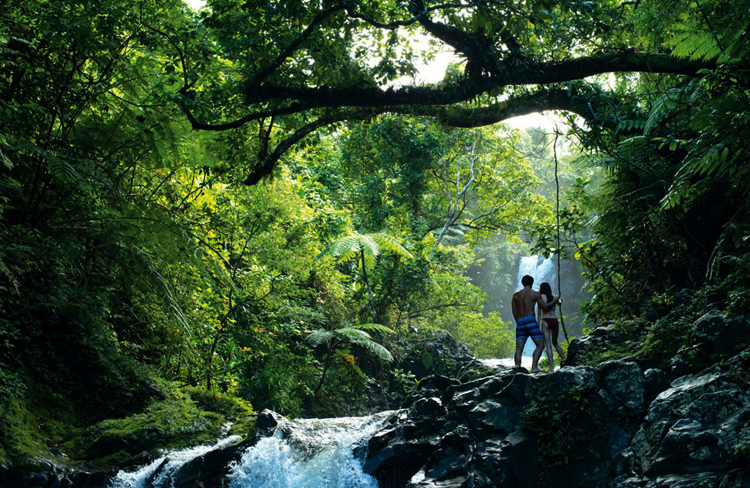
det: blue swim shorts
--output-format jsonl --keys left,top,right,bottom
{"left": 516, "top": 316, "right": 543, "bottom": 341}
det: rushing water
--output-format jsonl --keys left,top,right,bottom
{"left": 109, "top": 432, "right": 242, "bottom": 488}
{"left": 109, "top": 412, "right": 395, "bottom": 488}
{"left": 228, "top": 412, "right": 395, "bottom": 488}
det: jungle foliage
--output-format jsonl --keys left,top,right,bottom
{"left": 1, "top": 0, "right": 749, "bottom": 467}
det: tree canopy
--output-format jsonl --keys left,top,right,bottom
{"left": 166, "top": 0, "right": 746, "bottom": 184}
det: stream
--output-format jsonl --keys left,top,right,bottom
{"left": 110, "top": 411, "right": 396, "bottom": 488}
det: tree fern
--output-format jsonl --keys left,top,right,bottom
{"left": 307, "top": 323, "right": 393, "bottom": 395}
{"left": 326, "top": 231, "right": 413, "bottom": 267}
{"left": 306, "top": 328, "right": 335, "bottom": 347}
{"left": 322, "top": 231, "right": 413, "bottom": 322}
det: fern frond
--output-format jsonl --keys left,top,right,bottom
{"left": 335, "top": 327, "right": 372, "bottom": 343}
{"left": 354, "top": 323, "right": 396, "bottom": 335}
{"left": 337, "top": 327, "right": 393, "bottom": 361}
{"left": 325, "top": 231, "right": 413, "bottom": 267}
{"left": 644, "top": 90, "right": 680, "bottom": 135}
{"left": 306, "top": 329, "right": 334, "bottom": 347}
{"left": 356, "top": 340, "right": 393, "bottom": 362}
{"left": 371, "top": 233, "right": 414, "bottom": 259}
{"left": 47, "top": 157, "right": 81, "bottom": 184}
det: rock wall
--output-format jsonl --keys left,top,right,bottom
{"left": 364, "top": 355, "right": 750, "bottom": 488}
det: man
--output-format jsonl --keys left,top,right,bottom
{"left": 511, "top": 275, "right": 560, "bottom": 373}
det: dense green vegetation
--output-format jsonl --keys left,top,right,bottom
{"left": 1, "top": 0, "right": 749, "bottom": 469}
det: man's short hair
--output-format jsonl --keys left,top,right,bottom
{"left": 521, "top": 275, "right": 534, "bottom": 287}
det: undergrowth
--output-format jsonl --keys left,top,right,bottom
{"left": 521, "top": 384, "right": 604, "bottom": 471}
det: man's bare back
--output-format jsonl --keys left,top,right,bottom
{"left": 512, "top": 287, "right": 551, "bottom": 321}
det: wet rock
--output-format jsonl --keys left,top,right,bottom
{"left": 536, "top": 366, "right": 595, "bottom": 398}
{"left": 719, "top": 468, "right": 750, "bottom": 487}
{"left": 0, "top": 459, "right": 115, "bottom": 488}
{"left": 596, "top": 361, "right": 644, "bottom": 414}
{"left": 171, "top": 439, "right": 252, "bottom": 488}
{"left": 367, "top": 351, "right": 750, "bottom": 488}
{"left": 256, "top": 409, "right": 284, "bottom": 436}
{"left": 692, "top": 313, "right": 750, "bottom": 363}
{"left": 643, "top": 368, "right": 670, "bottom": 406}
{"left": 412, "top": 397, "right": 448, "bottom": 420}
{"left": 621, "top": 359, "right": 750, "bottom": 485}
{"left": 396, "top": 331, "right": 475, "bottom": 380}
{"left": 366, "top": 435, "right": 442, "bottom": 488}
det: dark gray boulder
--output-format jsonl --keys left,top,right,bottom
{"left": 366, "top": 353, "right": 750, "bottom": 488}
{"left": 170, "top": 439, "right": 253, "bottom": 488}
{"left": 619, "top": 355, "right": 750, "bottom": 486}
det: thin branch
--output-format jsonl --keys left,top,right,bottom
{"left": 249, "top": 4, "right": 348, "bottom": 88}
{"left": 243, "top": 109, "right": 380, "bottom": 184}
{"left": 430, "top": 138, "right": 477, "bottom": 259}
{"left": 345, "top": 2, "right": 471, "bottom": 30}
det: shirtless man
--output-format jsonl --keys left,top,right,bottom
{"left": 511, "top": 275, "right": 560, "bottom": 372}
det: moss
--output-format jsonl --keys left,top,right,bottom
{"left": 0, "top": 373, "right": 258, "bottom": 472}
{"left": 572, "top": 319, "right": 645, "bottom": 367}
{"left": 521, "top": 384, "right": 606, "bottom": 471}
{"left": 227, "top": 414, "right": 258, "bottom": 439}
{"left": 67, "top": 397, "right": 224, "bottom": 464}
{"left": 182, "top": 386, "right": 254, "bottom": 419}
{"left": 180, "top": 386, "right": 257, "bottom": 440}
{"left": 0, "top": 396, "right": 51, "bottom": 462}
{"left": 458, "top": 363, "right": 497, "bottom": 383}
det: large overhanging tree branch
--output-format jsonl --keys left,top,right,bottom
{"left": 243, "top": 52, "right": 710, "bottom": 107}
{"left": 181, "top": 0, "right": 724, "bottom": 184}
{"left": 242, "top": 82, "right": 623, "bottom": 184}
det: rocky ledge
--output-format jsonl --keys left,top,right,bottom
{"left": 364, "top": 354, "right": 750, "bottom": 487}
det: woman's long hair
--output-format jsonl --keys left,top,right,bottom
{"left": 539, "top": 281, "right": 554, "bottom": 303}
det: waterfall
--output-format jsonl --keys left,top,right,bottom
{"left": 228, "top": 412, "right": 394, "bottom": 488}
{"left": 109, "top": 432, "right": 242, "bottom": 488}
{"left": 516, "top": 255, "right": 556, "bottom": 290}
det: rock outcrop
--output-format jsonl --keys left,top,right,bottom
{"left": 364, "top": 353, "right": 750, "bottom": 487}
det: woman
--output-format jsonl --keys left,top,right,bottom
{"left": 537, "top": 281, "right": 565, "bottom": 372}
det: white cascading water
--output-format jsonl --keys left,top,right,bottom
{"left": 228, "top": 411, "right": 395, "bottom": 488}
{"left": 517, "top": 255, "right": 556, "bottom": 289}
{"left": 109, "top": 431, "right": 242, "bottom": 488}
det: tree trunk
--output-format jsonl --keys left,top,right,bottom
{"left": 361, "top": 249, "right": 377, "bottom": 323}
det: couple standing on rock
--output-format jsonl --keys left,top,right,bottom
{"left": 511, "top": 274, "right": 566, "bottom": 373}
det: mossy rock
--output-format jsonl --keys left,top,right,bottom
{"left": 0, "top": 396, "right": 53, "bottom": 463}
{"left": 227, "top": 414, "right": 257, "bottom": 439}
{"left": 67, "top": 397, "right": 225, "bottom": 467}
{"left": 181, "top": 386, "right": 254, "bottom": 419}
